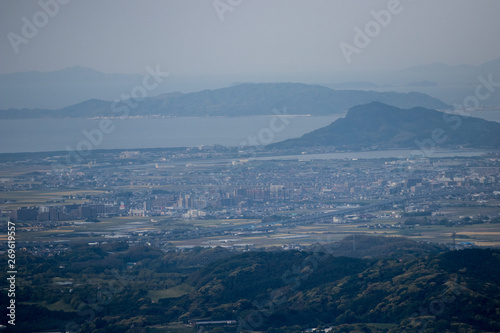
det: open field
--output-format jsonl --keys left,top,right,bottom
{"left": 23, "top": 300, "right": 76, "bottom": 313}
{"left": 147, "top": 284, "right": 195, "bottom": 303}
{"left": 0, "top": 165, "right": 53, "bottom": 177}
{"left": 0, "top": 189, "right": 108, "bottom": 209}
{"left": 170, "top": 219, "right": 500, "bottom": 249}
{"left": 145, "top": 323, "right": 194, "bottom": 333}
{"left": 11, "top": 211, "right": 500, "bottom": 248}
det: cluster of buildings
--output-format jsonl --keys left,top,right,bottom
{"left": 10, "top": 203, "right": 121, "bottom": 222}
{"left": 1, "top": 148, "right": 499, "bottom": 226}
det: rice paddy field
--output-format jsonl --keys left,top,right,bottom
{"left": 5, "top": 203, "right": 500, "bottom": 249}
{"left": 0, "top": 189, "right": 108, "bottom": 209}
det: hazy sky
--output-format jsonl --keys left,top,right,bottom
{"left": 1, "top": 0, "right": 499, "bottom": 76}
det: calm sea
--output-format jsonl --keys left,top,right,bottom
{"left": 1, "top": 110, "right": 499, "bottom": 154}
{"left": 0, "top": 115, "right": 342, "bottom": 153}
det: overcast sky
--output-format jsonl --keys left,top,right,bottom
{"left": 1, "top": 0, "right": 499, "bottom": 77}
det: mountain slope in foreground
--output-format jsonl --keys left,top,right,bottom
{"left": 183, "top": 247, "right": 500, "bottom": 332}
{"left": 10, "top": 237, "right": 500, "bottom": 332}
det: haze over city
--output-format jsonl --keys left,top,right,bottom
{"left": 1, "top": 1, "right": 500, "bottom": 332}
{"left": 1, "top": 0, "right": 499, "bottom": 78}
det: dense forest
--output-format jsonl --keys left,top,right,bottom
{"left": 1, "top": 236, "right": 499, "bottom": 332}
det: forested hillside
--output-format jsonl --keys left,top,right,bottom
{"left": 2, "top": 237, "right": 499, "bottom": 332}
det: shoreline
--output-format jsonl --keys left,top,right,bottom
{"left": 0, "top": 114, "right": 326, "bottom": 121}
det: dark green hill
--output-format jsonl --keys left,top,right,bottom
{"left": 180, "top": 246, "right": 500, "bottom": 332}
{"left": 0, "top": 83, "right": 449, "bottom": 119}
{"left": 307, "top": 234, "right": 447, "bottom": 260}
{"left": 6, "top": 238, "right": 500, "bottom": 332}
{"left": 271, "top": 102, "right": 500, "bottom": 149}
{"left": 186, "top": 251, "right": 370, "bottom": 304}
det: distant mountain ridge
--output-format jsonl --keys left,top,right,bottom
{"left": 400, "top": 58, "right": 500, "bottom": 76}
{"left": 271, "top": 102, "right": 500, "bottom": 149}
{"left": 0, "top": 83, "right": 449, "bottom": 119}
{"left": 2, "top": 58, "right": 498, "bottom": 109}
{"left": 0, "top": 66, "right": 144, "bottom": 109}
